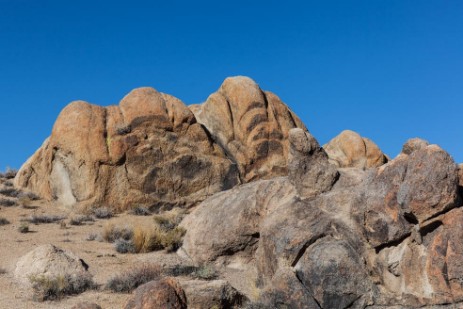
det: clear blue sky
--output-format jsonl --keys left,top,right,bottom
{"left": 1, "top": 1, "right": 462, "bottom": 170}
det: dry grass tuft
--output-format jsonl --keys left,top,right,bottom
{"left": 102, "top": 222, "right": 133, "bottom": 243}
{"left": 29, "top": 272, "right": 96, "bottom": 301}
{"left": 24, "top": 214, "right": 66, "bottom": 225}
{"left": 105, "top": 263, "right": 161, "bottom": 293}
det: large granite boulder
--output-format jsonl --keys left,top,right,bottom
{"left": 14, "top": 244, "right": 90, "bottom": 288}
{"left": 15, "top": 87, "right": 240, "bottom": 211}
{"left": 324, "top": 130, "right": 388, "bottom": 169}
{"left": 190, "top": 76, "right": 306, "bottom": 182}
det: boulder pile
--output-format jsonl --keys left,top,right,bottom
{"left": 13, "top": 76, "right": 463, "bottom": 308}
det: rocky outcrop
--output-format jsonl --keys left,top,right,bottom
{"left": 324, "top": 130, "right": 388, "bottom": 169}
{"left": 180, "top": 135, "right": 463, "bottom": 308}
{"left": 15, "top": 76, "right": 308, "bottom": 211}
{"left": 190, "top": 76, "right": 306, "bottom": 182}
{"left": 124, "top": 277, "right": 187, "bottom": 309}
{"left": 15, "top": 87, "right": 240, "bottom": 211}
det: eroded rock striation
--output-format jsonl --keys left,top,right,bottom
{"left": 15, "top": 76, "right": 306, "bottom": 211}
{"left": 190, "top": 76, "right": 306, "bottom": 182}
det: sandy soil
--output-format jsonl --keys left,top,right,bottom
{"left": 0, "top": 197, "right": 190, "bottom": 309}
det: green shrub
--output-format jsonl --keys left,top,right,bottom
{"left": 18, "top": 222, "right": 29, "bottom": 233}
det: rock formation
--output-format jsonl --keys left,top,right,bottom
{"left": 324, "top": 129, "right": 388, "bottom": 169}
{"left": 181, "top": 135, "right": 463, "bottom": 308}
{"left": 10, "top": 76, "right": 463, "bottom": 308}
{"left": 15, "top": 76, "right": 306, "bottom": 211}
{"left": 190, "top": 76, "right": 306, "bottom": 182}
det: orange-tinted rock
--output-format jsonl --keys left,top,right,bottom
{"left": 190, "top": 76, "right": 306, "bottom": 182}
{"left": 324, "top": 130, "right": 388, "bottom": 169}
{"left": 15, "top": 88, "right": 240, "bottom": 211}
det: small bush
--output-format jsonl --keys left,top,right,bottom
{"left": 18, "top": 191, "right": 40, "bottom": 200}
{"left": 152, "top": 208, "right": 186, "bottom": 231}
{"left": 192, "top": 265, "right": 218, "bottom": 280}
{"left": 69, "top": 215, "right": 95, "bottom": 226}
{"left": 105, "top": 263, "right": 161, "bottom": 293}
{"left": 130, "top": 206, "right": 151, "bottom": 216}
{"left": 86, "top": 233, "right": 98, "bottom": 241}
{"left": 0, "top": 188, "right": 20, "bottom": 198}
{"left": 3, "top": 168, "right": 17, "bottom": 179}
{"left": 102, "top": 223, "right": 133, "bottom": 243}
{"left": 165, "top": 264, "right": 217, "bottom": 280}
{"left": 29, "top": 272, "right": 96, "bottom": 301}
{"left": 18, "top": 222, "right": 29, "bottom": 233}
{"left": 0, "top": 268, "right": 7, "bottom": 275}
{"left": 0, "top": 217, "right": 10, "bottom": 225}
{"left": 0, "top": 198, "right": 16, "bottom": 207}
{"left": 93, "top": 207, "right": 113, "bottom": 219}
{"left": 25, "top": 214, "right": 66, "bottom": 225}
{"left": 114, "top": 239, "right": 136, "bottom": 254}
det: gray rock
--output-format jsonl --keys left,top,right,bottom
{"left": 288, "top": 128, "right": 339, "bottom": 198}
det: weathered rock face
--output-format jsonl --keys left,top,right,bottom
{"left": 124, "top": 277, "right": 187, "bottom": 309}
{"left": 179, "top": 279, "right": 245, "bottom": 309}
{"left": 14, "top": 244, "right": 89, "bottom": 288}
{"left": 357, "top": 142, "right": 460, "bottom": 248}
{"left": 15, "top": 76, "right": 308, "bottom": 211}
{"left": 15, "top": 87, "right": 240, "bottom": 211}
{"left": 180, "top": 177, "right": 296, "bottom": 265}
{"left": 190, "top": 76, "right": 306, "bottom": 182}
{"left": 180, "top": 135, "right": 463, "bottom": 308}
{"left": 288, "top": 128, "right": 339, "bottom": 198}
{"left": 324, "top": 130, "right": 388, "bottom": 169}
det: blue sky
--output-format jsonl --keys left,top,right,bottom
{"left": 1, "top": 1, "right": 462, "bottom": 170}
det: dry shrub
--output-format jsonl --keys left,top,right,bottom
{"left": 93, "top": 207, "right": 113, "bottom": 219}
{"left": 69, "top": 215, "right": 94, "bottom": 226}
{"left": 102, "top": 222, "right": 133, "bottom": 243}
{"left": 153, "top": 208, "right": 186, "bottom": 230}
{"left": 29, "top": 272, "right": 96, "bottom": 301}
{"left": 25, "top": 214, "right": 66, "bottom": 225}
{"left": 0, "top": 217, "right": 10, "bottom": 225}
{"left": 133, "top": 225, "right": 185, "bottom": 253}
{"left": 105, "top": 263, "right": 161, "bottom": 293}
{"left": 0, "top": 198, "right": 16, "bottom": 207}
